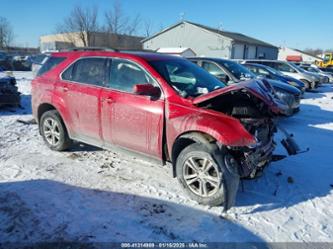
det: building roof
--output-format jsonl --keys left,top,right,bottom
{"left": 156, "top": 47, "right": 195, "bottom": 54}
{"left": 293, "top": 48, "right": 322, "bottom": 60}
{"left": 142, "top": 21, "right": 278, "bottom": 48}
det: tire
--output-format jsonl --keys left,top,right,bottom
{"left": 300, "top": 79, "right": 310, "bottom": 90}
{"left": 40, "top": 110, "right": 72, "bottom": 151}
{"left": 176, "top": 143, "right": 240, "bottom": 210}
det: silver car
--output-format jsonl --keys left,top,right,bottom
{"left": 299, "top": 64, "right": 332, "bottom": 83}
{"left": 244, "top": 60, "right": 320, "bottom": 90}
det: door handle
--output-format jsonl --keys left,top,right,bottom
{"left": 101, "top": 97, "right": 114, "bottom": 104}
{"left": 60, "top": 86, "right": 69, "bottom": 92}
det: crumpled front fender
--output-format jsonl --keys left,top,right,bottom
{"left": 167, "top": 109, "right": 256, "bottom": 155}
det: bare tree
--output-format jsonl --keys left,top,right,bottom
{"left": 57, "top": 5, "right": 99, "bottom": 47}
{"left": 143, "top": 19, "right": 153, "bottom": 37}
{"left": 104, "top": 1, "right": 141, "bottom": 35}
{"left": 304, "top": 48, "right": 324, "bottom": 57}
{"left": 0, "top": 16, "right": 14, "bottom": 49}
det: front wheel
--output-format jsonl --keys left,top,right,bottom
{"left": 176, "top": 143, "right": 240, "bottom": 210}
{"left": 300, "top": 79, "right": 310, "bottom": 90}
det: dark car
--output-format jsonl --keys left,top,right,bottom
{"left": 320, "top": 67, "right": 333, "bottom": 74}
{"left": 242, "top": 63, "right": 305, "bottom": 93}
{"left": 0, "top": 72, "right": 20, "bottom": 107}
{"left": 189, "top": 57, "right": 301, "bottom": 116}
{"left": 0, "top": 52, "right": 13, "bottom": 71}
{"left": 32, "top": 50, "right": 301, "bottom": 210}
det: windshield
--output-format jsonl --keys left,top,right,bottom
{"left": 148, "top": 59, "right": 226, "bottom": 98}
{"left": 220, "top": 60, "right": 255, "bottom": 80}
{"left": 289, "top": 62, "right": 306, "bottom": 72}
{"left": 324, "top": 54, "right": 331, "bottom": 62}
{"left": 263, "top": 65, "right": 285, "bottom": 76}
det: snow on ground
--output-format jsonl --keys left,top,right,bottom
{"left": 0, "top": 72, "right": 333, "bottom": 243}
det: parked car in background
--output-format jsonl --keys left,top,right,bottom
{"left": 242, "top": 63, "right": 305, "bottom": 93}
{"left": 320, "top": 67, "right": 333, "bottom": 73}
{"left": 0, "top": 51, "right": 13, "bottom": 71}
{"left": 298, "top": 64, "right": 332, "bottom": 83}
{"left": 32, "top": 50, "right": 300, "bottom": 210}
{"left": 244, "top": 60, "right": 320, "bottom": 90}
{"left": 31, "top": 53, "right": 50, "bottom": 77}
{"left": 11, "top": 55, "right": 32, "bottom": 71}
{"left": 0, "top": 70, "right": 20, "bottom": 107}
{"left": 189, "top": 57, "right": 301, "bottom": 116}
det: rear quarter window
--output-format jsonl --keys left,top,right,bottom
{"left": 37, "top": 56, "right": 66, "bottom": 76}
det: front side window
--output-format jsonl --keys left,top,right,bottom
{"left": 108, "top": 58, "right": 155, "bottom": 93}
{"left": 324, "top": 54, "right": 331, "bottom": 62}
{"left": 148, "top": 59, "right": 225, "bottom": 98}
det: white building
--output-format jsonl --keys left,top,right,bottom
{"left": 142, "top": 21, "right": 278, "bottom": 60}
{"left": 278, "top": 47, "right": 322, "bottom": 63}
{"left": 156, "top": 47, "right": 196, "bottom": 57}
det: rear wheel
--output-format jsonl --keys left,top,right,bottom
{"left": 40, "top": 110, "right": 72, "bottom": 151}
{"left": 176, "top": 143, "right": 239, "bottom": 209}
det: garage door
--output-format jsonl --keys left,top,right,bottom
{"left": 232, "top": 44, "right": 244, "bottom": 59}
{"left": 246, "top": 45, "right": 257, "bottom": 59}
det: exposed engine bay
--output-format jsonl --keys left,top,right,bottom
{"left": 198, "top": 89, "right": 302, "bottom": 179}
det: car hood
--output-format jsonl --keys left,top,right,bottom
{"left": 282, "top": 75, "right": 305, "bottom": 87}
{"left": 192, "top": 79, "right": 287, "bottom": 114}
{"left": 266, "top": 79, "right": 301, "bottom": 95}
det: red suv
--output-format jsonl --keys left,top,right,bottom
{"left": 32, "top": 50, "right": 296, "bottom": 210}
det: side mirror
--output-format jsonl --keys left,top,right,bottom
{"left": 133, "top": 84, "right": 161, "bottom": 98}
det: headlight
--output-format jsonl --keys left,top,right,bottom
{"left": 274, "top": 88, "right": 294, "bottom": 106}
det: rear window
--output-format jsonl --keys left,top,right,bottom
{"left": 37, "top": 56, "right": 65, "bottom": 76}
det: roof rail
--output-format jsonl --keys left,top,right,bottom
{"left": 63, "top": 47, "right": 119, "bottom": 52}
{"left": 117, "top": 49, "right": 156, "bottom": 53}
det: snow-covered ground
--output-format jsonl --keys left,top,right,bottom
{"left": 0, "top": 72, "right": 333, "bottom": 243}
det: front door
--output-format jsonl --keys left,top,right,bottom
{"left": 100, "top": 58, "right": 164, "bottom": 158}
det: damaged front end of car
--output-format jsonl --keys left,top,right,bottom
{"left": 193, "top": 81, "right": 305, "bottom": 210}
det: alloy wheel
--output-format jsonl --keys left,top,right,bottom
{"left": 183, "top": 156, "right": 221, "bottom": 197}
{"left": 43, "top": 117, "right": 61, "bottom": 146}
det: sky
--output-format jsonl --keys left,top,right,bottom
{"left": 0, "top": 0, "right": 332, "bottom": 50}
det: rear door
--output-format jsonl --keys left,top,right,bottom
{"left": 100, "top": 58, "right": 164, "bottom": 158}
{"left": 59, "top": 57, "right": 107, "bottom": 144}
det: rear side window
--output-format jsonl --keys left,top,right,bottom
{"left": 37, "top": 56, "right": 65, "bottom": 76}
{"left": 62, "top": 58, "right": 107, "bottom": 87}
